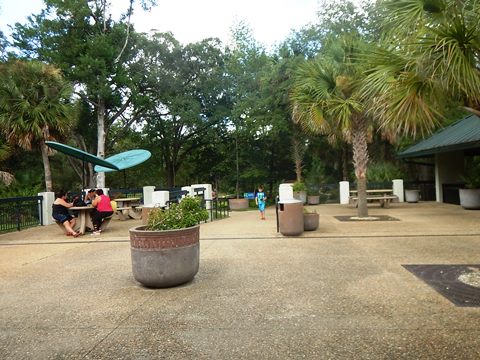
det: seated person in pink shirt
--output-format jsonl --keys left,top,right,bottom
{"left": 90, "top": 189, "right": 113, "bottom": 234}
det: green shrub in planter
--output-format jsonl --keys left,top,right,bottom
{"left": 147, "top": 197, "right": 209, "bottom": 230}
{"left": 292, "top": 182, "right": 307, "bottom": 192}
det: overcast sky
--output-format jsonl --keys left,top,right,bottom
{"left": 1, "top": 0, "right": 324, "bottom": 48}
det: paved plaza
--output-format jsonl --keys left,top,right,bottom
{"left": 1, "top": 202, "right": 479, "bottom": 359}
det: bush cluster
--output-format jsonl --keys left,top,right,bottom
{"left": 146, "top": 196, "right": 209, "bottom": 231}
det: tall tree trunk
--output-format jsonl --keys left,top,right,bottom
{"left": 292, "top": 135, "right": 305, "bottom": 182}
{"left": 40, "top": 140, "right": 53, "bottom": 192}
{"left": 96, "top": 97, "right": 106, "bottom": 188}
{"left": 342, "top": 144, "right": 349, "bottom": 181}
{"left": 351, "top": 117, "right": 369, "bottom": 218}
{"left": 235, "top": 131, "right": 240, "bottom": 199}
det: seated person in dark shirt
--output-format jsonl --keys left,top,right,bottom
{"left": 84, "top": 189, "right": 96, "bottom": 206}
{"left": 52, "top": 190, "right": 80, "bottom": 237}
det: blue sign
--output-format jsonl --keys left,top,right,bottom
{"left": 244, "top": 192, "right": 255, "bottom": 200}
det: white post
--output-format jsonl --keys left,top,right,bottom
{"left": 151, "top": 191, "right": 169, "bottom": 207}
{"left": 181, "top": 186, "right": 193, "bottom": 197}
{"left": 392, "top": 179, "right": 404, "bottom": 202}
{"left": 39, "top": 191, "right": 55, "bottom": 226}
{"left": 279, "top": 183, "right": 294, "bottom": 202}
{"left": 339, "top": 181, "right": 350, "bottom": 204}
{"left": 191, "top": 184, "right": 212, "bottom": 209}
{"left": 143, "top": 186, "right": 155, "bottom": 205}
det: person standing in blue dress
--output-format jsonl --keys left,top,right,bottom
{"left": 255, "top": 186, "right": 267, "bottom": 220}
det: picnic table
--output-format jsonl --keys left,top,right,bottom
{"left": 114, "top": 197, "right": 142, "bottom": 220}
{"left": 349, "top": 189, "right": 397, "bottom": 208}
{"left": 67, "top": 206, "right": 113, "bottom": 234}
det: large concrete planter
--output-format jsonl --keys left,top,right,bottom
{"left": 307, "top": 195, "right": 320, "bottom": 205}
{"left": 459, "top": 188, "right": 480, "bottom": 210}
{"left": 405, "top": 189, "right": 420, "bottom": 203}
{"left": 303, "top": 212, "right": 319, "bottom": 231}
{"left": 228, "top": 198, "right": 249, "bottom": 211}
{"left": 129, "top": 225, "right": 200, "bottom": 288}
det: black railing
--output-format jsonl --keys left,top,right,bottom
{"left": 404, "top": 180, "right": 436, "bottom": 201}
{"left": 205, "top": 197, "right": 229, "bottom": 221}
{"left": 317, "top": 183, "right": 339, "bottom": 204}
{"left": 441, "top": 183, "right": 463, "bottom": 205}
{"left": 0, "top": 196, "right": 43, "bottom": 233}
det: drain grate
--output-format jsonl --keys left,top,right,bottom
{"left": 403, "top": 264, "right": 480, "bottom": 307}
{"left": 334, "top": 215, "right": 399, "bottom": 222}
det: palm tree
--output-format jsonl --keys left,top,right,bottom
{"left": 0, "top": 142, "right": 14, "bottom": 186}
{"left": 0, "top": 60, "right": 76, "bottom": 191}
{"left": 291, "top": 43, "right": 372, "bottom": 217}
{"left": 363, "top": 0, "right": 480, "bottom": 132}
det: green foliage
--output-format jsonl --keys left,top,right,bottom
{"left": 305, "top": 158, "right": 333, "bottom": 194}
{"left": 146, "top": 197, "right": 209, "bottom": 231}
{"left": 0, "top": 60, "right": 77, "bottom": 149}
{"left": 462, "top": 157, "right": 480, "bottom": 189}
{"left": 0, "top": 181, "right": 43, "bottom": 197}
{"left": 367, "top": 161, "right": 404, "bottom": 182}
{"left": 292, "top": 181, "right": 307, "bottom": 192}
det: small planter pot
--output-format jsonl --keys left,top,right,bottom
{"left": 293, "top": 191, "right": 307, "bottom": 204}
{"left": 405, "top": 189, "right": 420, "bottom": 203}
{"left": 129, "top": 225, "right": 200, "bottom": 288}
{"left": 303, "top": 212, "right": 319, "bottom": 231}
{"left": 228, "top": 198, "right": 249, "bottom": 211}
{"left": 307, "top": 195, "right": 320, "bottom": 205}
{"left": 459, "top": 188, "right": 480, "bottom": 210}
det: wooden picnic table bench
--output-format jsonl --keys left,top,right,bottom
{"left": 349, "top": 195, "right": 398, "bottom": 208}
{"left": 350, "top": 189, "right": 393, "bottom": 195}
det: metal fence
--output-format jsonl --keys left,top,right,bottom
{"left": 0, "top": 196, "right": 43, "bottom": 233}
{"left": 405, "top": 180, "right": 436, "bottom": 202}
{"left": 205, "top": 197, "right": 229, "bottom": 221}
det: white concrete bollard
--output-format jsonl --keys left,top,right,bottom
{"left": 339, "top": 181, "right": 350, "bottom": 204}
{"left": 151, "top": 191, "right": 169, "bottom": 208}
{"left": 191, "top": 184, "right": 212, "bottom": 209}
{"left": 279, "top": 183, "right": 294, "bottom": 202}
{"left": 182, "top": 186, "right": 193, "bottom": 197}
{"left": 392, "top": 179, "right": 404, "bottom": 202}
{"left": 143, "top": 186, "right": 156, "bottom": 205}
{"left": 39, "top": 192, "right": 55, "bottom": 226}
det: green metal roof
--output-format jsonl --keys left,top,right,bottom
{"left": 398, "top": 114, "right": 480, "bottom": 159}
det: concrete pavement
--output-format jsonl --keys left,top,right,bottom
{"left": 0, "top": 202, "right": 479, "bottom": 359}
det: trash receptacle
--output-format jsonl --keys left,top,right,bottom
{"left": 278, "top": 199, "right": 303, "bottom": 236}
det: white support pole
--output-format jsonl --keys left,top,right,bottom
{"left": 278, "top": 183, "right": 294, "bottom": 202}
{"left": 392, "top": 179, "right": 404, "bottom": 202}
{"left": 191, "top": 184, "right": 212, "bottom": 209}
{"left": 151, "top": 191, "right": 169, "bottom": 208}
{"left": 181, "top": 186, "right": 193, "bottom": 197}
{"left": 39, "top": 192, "right": 55, "bottom": 226}
{"left": 339, "top": 181, "right": 350, "bottom": 204}
{"left": 143, "top": 186, "right": 156, "bottom": 205}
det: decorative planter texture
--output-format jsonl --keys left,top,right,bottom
{"left": 459, "top": 188, "right": 480, "bottom": 210}
{"left": 405, "top": 189, "right": 420, "bottom": 203}
{"left": 303, "top": 213, "right": 319, "bottom": 231}
{"left": 307, "top": 195, "right": 320, "bottom": 205}
{"left": 228, "top": 198, "right": 249, "bottom": 210}
{"left": 129, "top": 225, "right": 200, "bottom": 288}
